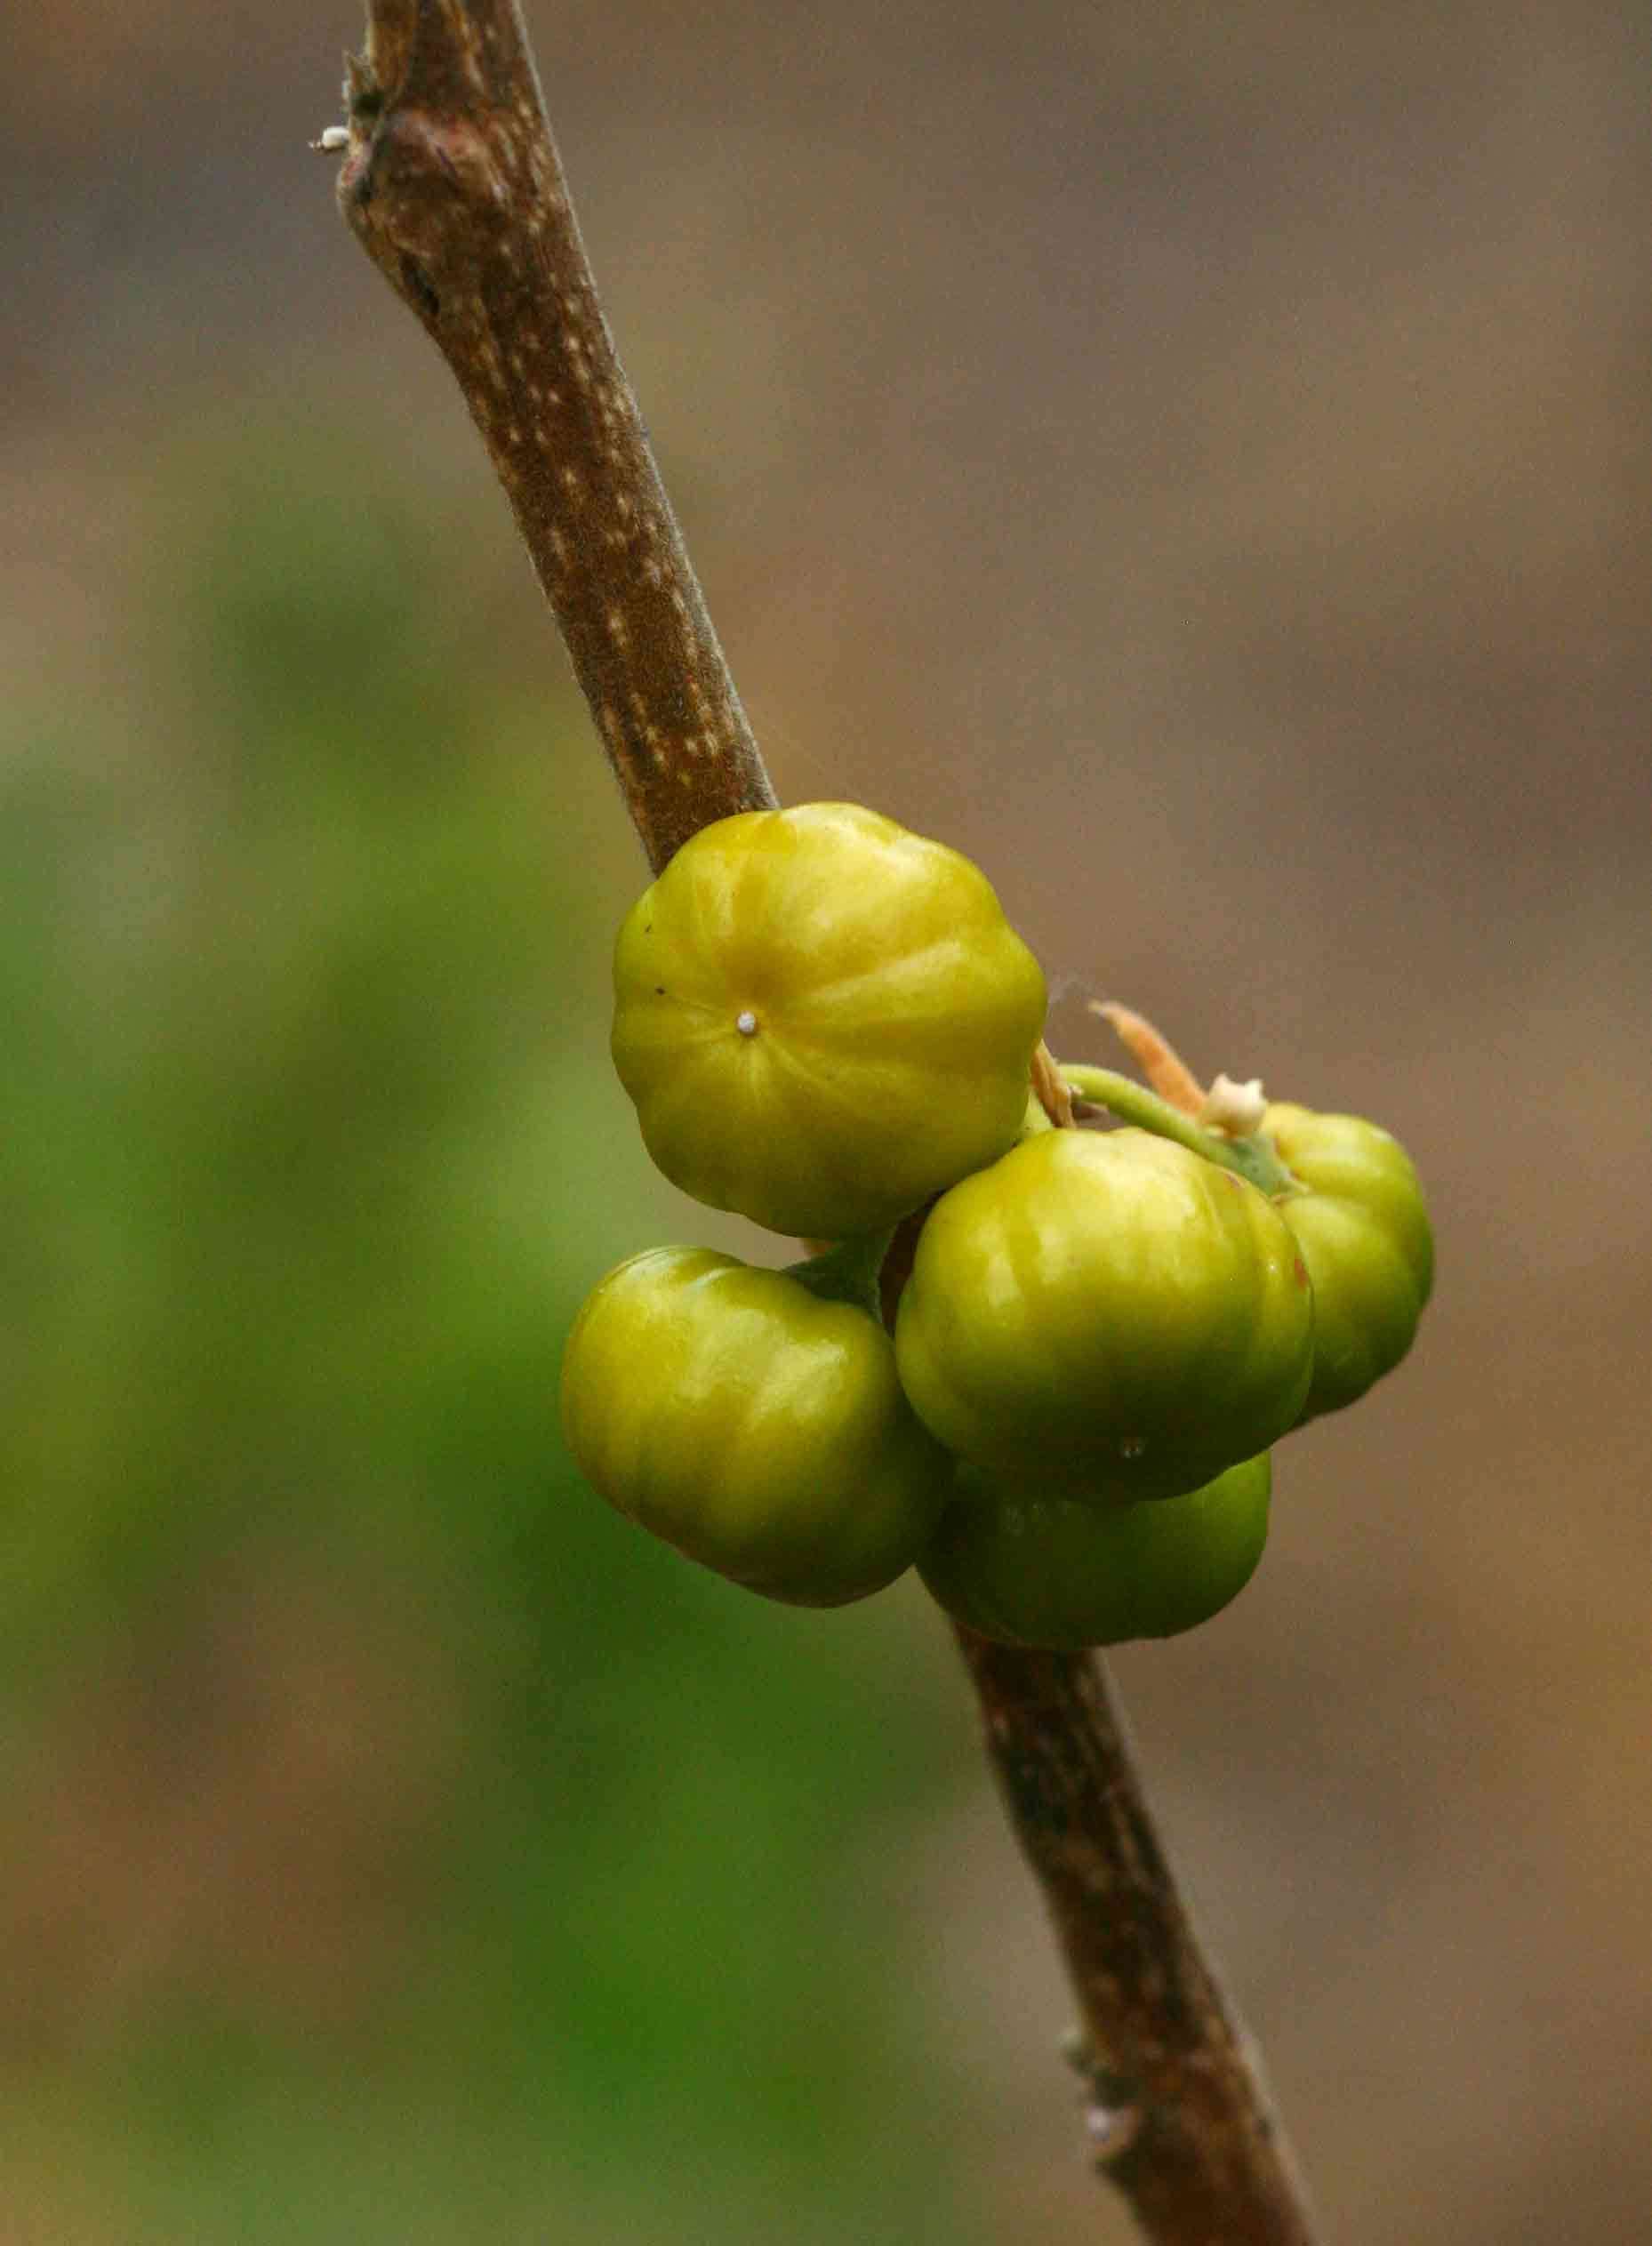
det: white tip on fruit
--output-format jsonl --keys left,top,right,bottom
{"left": 1199, "top": 1073, "right": 1268, "bottom": 1135}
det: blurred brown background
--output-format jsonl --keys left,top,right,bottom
{"left": 4, "top": 4, "right": 1648, "bottom": 2242}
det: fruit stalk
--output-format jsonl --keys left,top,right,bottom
{"left": 333, "top": 6, "right": 1320, "bottom": 2237}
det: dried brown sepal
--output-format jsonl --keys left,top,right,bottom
{"left": 1031, "top": 1038, "right": 1077, "bottom": 1130}
{"left": 1091, "top": 999, "right": 1207, "bottom": 1116}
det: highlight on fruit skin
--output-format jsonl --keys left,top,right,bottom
{"left": 559, "top": 1244, "right": 953, "bottom": 1608}
{"left": 609, "top": 801, "right": 1047, "bottom": 1239}
{"left": 919, "top": 1453, "right": 1272, "bottom": 1650}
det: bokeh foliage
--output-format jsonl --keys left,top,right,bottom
{"left": 1, "top": 438, "right": 983, "bottom": 2243}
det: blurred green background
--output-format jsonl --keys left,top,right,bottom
{"left": 4, "top": 4, "right": 1648, "bottom": 2242}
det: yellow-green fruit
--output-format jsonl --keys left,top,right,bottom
{"left": 610, "top": 802, "right": 1047, "bottom": 1239}
{"left": 894, "top": 1128, "right": 1314, "bottom": 1504}
{"left": 560, "top": 1246, "right": 952, "bottom": 1606}
{"left": 1263, "top": 1103, "right": 1433, "bottom": 1423}
{"left": 920, "top": 1454, "right": 1271, "bottom": 1648}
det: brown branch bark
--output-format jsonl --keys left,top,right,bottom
{"left": 333, "top": 7, "right": 1319, "bottom": 2239}
{"left": 955, "top": 1631, "right": 1317, "bottom": 2242}
{"left": 336, "top": 0, "right": 774, "bottom": 870}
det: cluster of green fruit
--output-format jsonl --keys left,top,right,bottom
{"left": 560, "top": 804, "right": 1432, "bottom": 1648}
